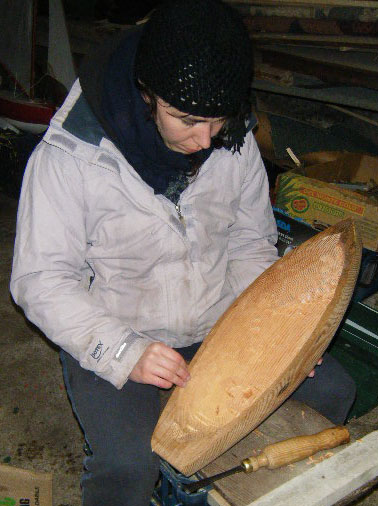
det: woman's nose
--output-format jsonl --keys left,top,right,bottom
{"left": 194, "top": 123, "right": 212, "bottom": 149}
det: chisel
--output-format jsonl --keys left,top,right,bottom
{"left": 184, "top": 426, "right": 350, "bottom": 494}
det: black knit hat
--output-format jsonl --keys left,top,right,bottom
{"left": 134, "top": 0, "right": 253, "bottom": 119}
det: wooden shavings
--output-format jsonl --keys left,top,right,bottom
{"left": 306, "top": 452, "right": 334, "bottom": 465}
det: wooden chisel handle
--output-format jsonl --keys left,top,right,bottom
{"left": 242, "top": 426, "right": 350, "bottom": 472}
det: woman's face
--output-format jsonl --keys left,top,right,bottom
{"left": 153, "top": 98, "right": 226, "bottom": 154}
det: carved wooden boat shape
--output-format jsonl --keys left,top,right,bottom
{"left": 152, "top": 219, "right": 362, "bottom": 475}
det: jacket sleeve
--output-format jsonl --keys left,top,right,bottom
{"left": 10, "top": 142, "right": 155, "bottom": 389}
{"left": 226, "top": 132, "right": 279, "bottom": 296}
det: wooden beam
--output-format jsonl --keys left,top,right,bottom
{"left": 244, "top": 16, "right": 378, "bottom": 39}
{"left": 227, "top": 0, "right": 378, "bottom": 8}
{"left": 327, "top": 104, "right": 378, "bottom": 127}
{"left": 333, "top": 476, "right": 378, "bottom": 506}
{"left": 258, "top": 47, "right": 378, "bottom": 89}
{"left": 245, "top": 431, "right": 378, "bottom": 506}
{"left": 202, "top": 400, "right": 338, "bottom": 505}
{"left": 252, "top": 33, "right": 378, "bottom": 49}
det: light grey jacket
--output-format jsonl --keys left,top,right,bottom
{"left": 10, "top": 80, "right": 279, "bottom": 389}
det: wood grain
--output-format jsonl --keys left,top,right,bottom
{"left": 152, "top": 219, "right": 362, "bottom": 475}
{"left": 204, "top": 400, "right": 340, "bottom": 506}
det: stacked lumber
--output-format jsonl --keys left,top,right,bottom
{"left": 227, "top": 0, "right": 378, "bottom": 99}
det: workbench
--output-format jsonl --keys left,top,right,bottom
{"left": 153, "top": 398, "right": 378, "bottom": 506}
{"left": 198, "top": 400, "right": 378, "bottom": 506}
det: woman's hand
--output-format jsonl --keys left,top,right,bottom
{"left": 129, "top": 342, "right": 191, "bottom": 388}
{"left": 308, "top": 357, "right": 323, "bottom": 378}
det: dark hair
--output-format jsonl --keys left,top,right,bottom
{"left": 136, "top": 79, "right": 250, "bottom": 178}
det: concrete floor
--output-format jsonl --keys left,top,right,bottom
{"left": 1, "top": 191, "right": 377, "bottom": 506}
{"left": 1, "top": 193, "right": 83, "bottom": 506}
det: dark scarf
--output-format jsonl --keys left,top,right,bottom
{"left": 101, "top": 30, "right": 214, "bottom": 201}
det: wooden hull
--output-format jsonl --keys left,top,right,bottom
{"left": 151, "top": 219, "right": 362, "bottom": 475}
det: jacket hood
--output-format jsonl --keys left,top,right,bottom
{"left": 78, "top": 26, "right": 142, "bottom": 146}
{"left": 77, "top": 25, "right": 213, "bottom": 201}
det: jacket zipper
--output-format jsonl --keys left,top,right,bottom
{"left": 175, "top": 204, "right": 185, "bottom": 225}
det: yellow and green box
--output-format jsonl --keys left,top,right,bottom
{"left": 274, "top": 153, "right": 378, "bottom": 251}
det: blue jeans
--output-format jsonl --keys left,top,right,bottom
{"left": 291, "top": 352, "right": 356, "bottom": 424}
{"left": 60, "top": 347, "right": 355, "bottom": 506}
{"left": 61, "top": 350, "right": 161, "bottom": 506}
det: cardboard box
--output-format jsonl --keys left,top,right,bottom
{"left": 274, "top": 152, "right": 378, "bottom": 251}
{"left": 0, "top": 464, "right": 52, "bottom": 506}
{"left": 273, "top": 208, "right": 318, "bottom": 257}
{"left": 273, "top": 209, "right": 378, "bottom": 302}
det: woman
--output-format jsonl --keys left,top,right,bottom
{"left": 10, "top": 1, "right": 355, "bottom": 504}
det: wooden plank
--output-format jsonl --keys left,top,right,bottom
{"left": 245, "top": 16, "right": 378, "bottom": 38}
{"left": 332, "top": 476, "right": 378, "bottom": 506}
{"left": 257, "top": 45, "right": 378, "bottom": 72}
{"left": 251, "top": 77, "right": 378, "bottom": 112}
{"left": 205, "top": 414, "right": 378, "bottom": 506}
{"left": 152, "top": 220, "right": 362, "bottom": 475}
{"left": 252, "top": 33, "right": 378, "bottom": 49}
{"left": 246, "top": 431, "right": 378, "bottom": 506}
{"left": 203, "top": 400, "right": 336, "bottom": 506}
{"left": 245, "top": 6, "right": 321, "bottom": 19}
{"left": 227, "top": 0, "right": 378, "bottom": 9}
{"left": 258, "top": 46, "right": 378, "bottom": 89}
{"left": 327, "top": 104, "right": 378, "bottom": 127}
